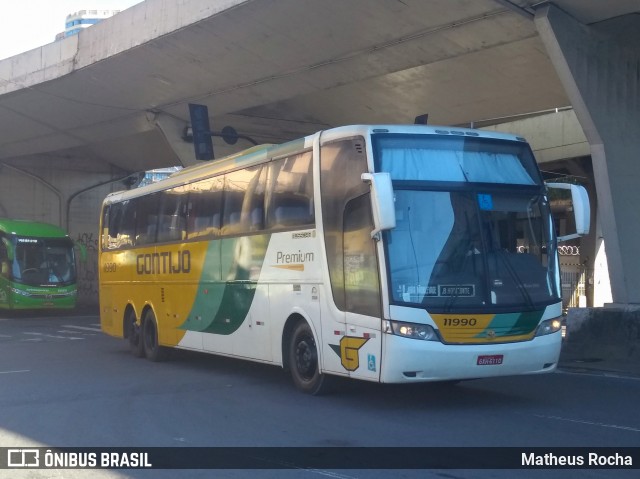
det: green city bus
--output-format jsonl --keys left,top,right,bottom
{"left": 0, "top": 219, "right": 79, "bottom": 310}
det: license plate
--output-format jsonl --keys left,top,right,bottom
{"left": 477, "top": 354, "right": 503, "bottom": 365}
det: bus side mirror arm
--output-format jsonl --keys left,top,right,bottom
{"left": 361, "top": 172, "right": 396, "bottom": 239}
{"left": 546, "top": 183, "right": 591, "bottom": 242}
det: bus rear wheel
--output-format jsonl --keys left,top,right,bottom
{"left": 126, "top": 310, "right": 144, "bottom": 358}
{"left": 142, "top": 309, "right": 168, "bottom": 362}
{"left": 288, "top": 321, "right": 332, "bottom": 395}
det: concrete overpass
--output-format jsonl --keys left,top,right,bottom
{"left": 0, "top": 0, "right": 638, "bottom": 307}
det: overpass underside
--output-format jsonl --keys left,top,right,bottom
{"left": 0, "top": 0, "right": 638, "bottom": 307}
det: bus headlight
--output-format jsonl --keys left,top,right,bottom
{"left": 384, "top": 320, "right": 439, "bottom": 341}
{"left": 535, "top": 317, "right": 563, "bottom": 337}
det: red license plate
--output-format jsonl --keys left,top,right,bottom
{"left": 477, "top": 354, "right": 503, "bottom": 365}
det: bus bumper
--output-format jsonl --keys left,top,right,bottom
{"left": 380, "top": 332, "right": 562, "bottom": 383}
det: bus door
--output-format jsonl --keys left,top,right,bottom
{"left": 341, "top": 193, "right": 382, "bottom": 381}
{"left": 320, "top": 137, "right": 382, "bottom": 380}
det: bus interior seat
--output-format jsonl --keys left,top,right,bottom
{"left": 157, "top": 215, "right": 186, "bottom": 242}
{"left": 273, "top": 202, "right": 311, "bottom": 227}
{"left": 194, "top": 216, "right": 212, "bottom": 232}
{"left": 212, "top": 213, "right": 221, "bottom": 229}
{"left": 250, "top": 207, "right": 264, "bottom": 231}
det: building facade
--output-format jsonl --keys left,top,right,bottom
{"left": 63, "top": 9, "right": 121, "bottom": 38}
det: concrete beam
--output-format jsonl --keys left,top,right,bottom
{"left": 152, "top": 112, "right": 199, "bottom": 168}
{"left": 535, "top": 5, "right": 640, "bottom": 306}
{"left": 481, "top": 109, "right": 589, "bottom": 164}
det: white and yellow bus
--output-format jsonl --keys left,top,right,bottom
{"left": 99, "top": 125, "right": 589, "bottom": 394}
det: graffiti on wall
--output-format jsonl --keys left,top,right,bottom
{"left": 75, "top": 231, "right": 99, "bottom": 303}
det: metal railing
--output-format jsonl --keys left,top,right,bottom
{"left": 561, "top": 267, "right": 590, "bottom": 309}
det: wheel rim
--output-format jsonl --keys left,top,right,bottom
{"left": 294, "top": 334, "right": 317, "bottom": 381}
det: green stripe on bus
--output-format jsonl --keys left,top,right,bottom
{"left": 474, "top": 310, "right": 543, "bottom": 338}
{"left": 180, "top": 234, "right": 270, "bottom": 335}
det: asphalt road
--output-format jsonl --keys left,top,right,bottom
{"left": 0, "top": 311, "right": 638, "bottom": 479}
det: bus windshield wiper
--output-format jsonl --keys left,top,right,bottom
{"left": 494, "top": 248, "right": 535, "bottom": 311}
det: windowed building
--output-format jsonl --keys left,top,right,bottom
{"left": 63, "top": 9, "right": 121, "bottom": 38}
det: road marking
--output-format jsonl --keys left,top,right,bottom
{"left": 0, "top": 369, "right": 30, "bottom": 374}
{"left": 557, "top": 368, "right": 640, "bottom": 382}
{"left": 304, "top": 470, "right": 359, "bottom": 479}
{"left": 58, "top": 330, "right": 96, "bottom": 336}
{"left": 0, "top": 334, "right": 12, "bottom": 338}
{"left": 62, "top": 325, "right": 102, "bottom": 333}
{"left": 534, "top": 414, "right": 640, "bottom": 433}
{"left": 23, "top": 332, "right": 83, "bottom": 340}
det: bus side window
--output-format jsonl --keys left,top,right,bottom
{"left": 273, "top": 199, "right": 310, "bottom": 227}
{"left": 106, "top": 200, "right": 135, "bottom": 249}
{"left": 105, "top": 203, "right": 120, "bottom": 249}
{"left": 135, "top": 193, "right": 160, "bottom": 246}
{"left": 187, "top": 177, "right": 223, "bottom": 239}
{"left": 158, "top": 187, "right": 187, "bottom": 243}
{"left": 101, "top": 205, "right": 111, "bottom": 250}
{"left": 0, "top": 240, "right": 8, "bottom": 276}
{"left": 343, "top": 193, "right": 381, "bottom": 317}
{"left": 244, "top": 166, "right": 266, "bottom": 232}
{"left": 224, "top": 170, "right": 249, "bottom": 235}
{"left": 266, "top": 152, "right": 314, "bottom": 230}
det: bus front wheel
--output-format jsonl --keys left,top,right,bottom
{"left": 288, "top": 321, "right": 332, "bottom": 395}
{"left": 142, "top": 309, "right": 168, "bottom": 362}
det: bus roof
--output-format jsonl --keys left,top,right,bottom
{"left": 0, "top": 219, "right": 70, "bottom": 238}
{"left": 103, "top": 124, "right": 529, "bottom": 205}
{"left": 104, "top": 137, "right": 309, "bottom": 204}
{"left": 316, "top": 124, "right": 528, "bottom": 144}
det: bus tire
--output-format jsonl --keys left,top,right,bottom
{"left": 142, "top": 309, "right": 168, "bottom": 362}
{"left": 288, "top": 321, "right": 332, "bottom": 395}
{"left": 126, "top": 310, "right": 144, "bottom": 358}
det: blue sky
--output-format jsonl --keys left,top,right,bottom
{"left": 0, "top": 1, "right": 142, "bottom": 60}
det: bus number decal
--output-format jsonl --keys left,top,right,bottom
{"left": 103, "top": 262, "right": 117, "bottom": 273}
{"left": 443, "top": 318, "right": 477, "bottom": 327}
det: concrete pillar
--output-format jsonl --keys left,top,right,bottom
{"left": 535, "top": 5, "right": 640, "bottom": 306}
{"left": 593, "top": 213, "right": 612, "bottom": 307}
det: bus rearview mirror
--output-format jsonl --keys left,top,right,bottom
{"left": 362, "top": 172, "right": 396, "bottom": 238}
{"left": 546, "top": 183, "right": 590, "bottom": 242}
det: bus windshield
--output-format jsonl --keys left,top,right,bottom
{"left": 373, "top": 133, "right": 558, "bottom": 312}
{"left": 11, "top": 237, "right": 76, "bottom": 286}
{"left": 385, "top": 189, "right": 559, "bottom": 312}
{"left": 374, "top": 134, "right": 542, "bottom": 185}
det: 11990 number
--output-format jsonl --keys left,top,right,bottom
{"left": 443, "top": 318, "right": 477, "bottom": 327}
